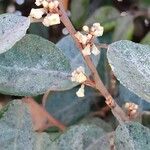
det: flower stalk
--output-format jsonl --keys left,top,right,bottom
{"left": 58, "top": 0, "right": 129, "bottom": 123}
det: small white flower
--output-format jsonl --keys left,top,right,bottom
{"left": 76, "top": 66, "right": 85, "bottom": 73}
{"left": 42, "top": 0, "right": 49, "bottom": 8}
{"left": 82, "top": 25, "right": 89, "bottom": 32}
{"left": 91, "top": 44, "right": 100, "bottom": 56}
{"left": 124, "top": 102, "right": 138, "bottom": 110}
{"left": 82, "top": 44, "right": 91, "bottom": 56}
{"left": 42, "top": 13, "right": 60, "bottom": 27}
{"left": 30, "top": 8, "right": 45, "bottom": 19}
{"left": 76, "top": 84, "right": 85, "bottom": 97}
{"left": 91, "top": 23, "right": 104, "bottom": 37}
{"left": 42, "top": 15, "right": 50, "bottom": 27}
{"left": 35, "top": 0, "right": 43, "bottom": 6}
{"left": 71, "top": 66, "right": 87, "bottom": 83}
{"left": 75, "top": 31, "right": 88, "bottom": 45}
{"left": 53, "top": 0, "right": 59, "bottom": 8}
{"left": 48, "top": 0, "right": 59, "bottom": 10}
{"left": 87, "top": 34, "right": 93, "bottom": 41}
{"left": 48, "top": 1, "right": 55, "bottom": 10}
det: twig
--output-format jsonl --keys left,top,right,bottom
{"left": 58, "top": 0, "right": 129, "bottom": 123}
{"left": 23, "top": 97, "right": 66, "bottom": 131}
{"left": 42, "top": 89, "right": 51, "bottom": 107}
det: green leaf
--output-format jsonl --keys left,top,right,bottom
{"left": 139, "top": 0, "right": 150, "bottom": 7}
{"left": 55, "top": 124, "right": 106, "bottom": 150}
{"left": 115, "top": 122, "right": 150, "bottom": 150}
{"left": 113, "top": 15, "right": 134, "bottom": 41}
{"left": 86, "top": 134, "right": 110, "bottom": 150}
{"left": 107, "top": 40, "right": 150, "bottom": 102}
{"left": 78, "top": 116, "right": 113, "bottom": 132}
{"left": 0, "top": 100, "right": 53, "bottom": 150}
{"left": 28, "top": 22, "right": 49, "bottom": 39}
{"left": 141, "top": 32, "right": 150, "bottom": 45}
{"left": 85, "top": 6, "right": 120, "bottom": 32}
{"left": 45, "top": 87, "right": 97, "bottom": 125}
{"left": 56, "top": 35, "right": 100, "bottom": 75}
{"left": 70, "top": 0, "right": 90, "bottom": 28}
{"left": 0, "top": 34, "right": 73, "bottom": 96}
{"left": 0, "top": 13, "right": 30, "bottom": 54}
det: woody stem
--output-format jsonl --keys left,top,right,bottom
{"left": 58, "top": 0, "right": 129, "bottom": 123}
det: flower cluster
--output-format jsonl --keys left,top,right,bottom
{"left": 71, "top": 66, "right": 87, "bottom": 98}
{"left": 71, "top": 66, "right": 87, "bottom": 83}
{"left": 75, "top": 23, "right": 104, "bottom": 56}
{"left": 30, "top": 0, "right": 60, "bottom": 27}
{"left": 125, "top": 102, "right": 139, "bottom": 116}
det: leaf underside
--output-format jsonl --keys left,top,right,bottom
{"left": 107, "top": 40, "right": 150, "bottom": 102}
{"left": 0, "top": 13, "right": 30, "bottom": 54}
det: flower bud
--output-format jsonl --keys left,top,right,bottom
{"left": 75, "top": 31, "right": 88, "bottom": 45}
{"left": 30, "top": 8, "right": 45, "bottom": 19}
{"left": 82, "top": 25, "right": 89, "bottom": 32}
{"left": 91, "top": 44, "right": 100, "bottom": 56}
{"left": 48, "top": 2, "right": 55, "bottom": 10}
{"left": 42, "top": 0, "right": 49, "bottom": 8}
{"left": 76, "top": 84, "right": 85, "bottom": 97}
{"left": 82, "top": 44, "right": 91, "bottom": 56}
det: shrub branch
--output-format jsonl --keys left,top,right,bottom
{"left": 58, "top": 0, "right": 129, "bottom": 123}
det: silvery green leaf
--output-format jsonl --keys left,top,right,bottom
{"left": 115, "top": 122, "right": 150, "bottom": 150}
{"left": 0, "top": 100, "right": 53, "bottom": 150}
{"left": 85, "top": 134, "right": 110, "bottom": 150}
{"left": 107, "top": 40, "right": 150, "bottom": 102}
{"left": 55, "top": 124, "right": 105, "bottom": 150}
{"left": 78, "top": 116, "right": 113, "bottom": 132}
{"left": 0, "top": 34, "right": 73, "bottom": 96}
{"left": 0, "top": 13, "right": 30, "bottom": 54}
{"left": 45, "top": 87, "right": 97, "bottom": 125}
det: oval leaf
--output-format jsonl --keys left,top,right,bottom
{"left": 0, "top": 13, "right": 30, "bottom": 54}
{"left": 113, "top": 15, "right": 134, "bottom": 41}
{"left": 71, "top": 0, "right": 90, "bottom": 28}
{"left": 107, "top": 40, "right": 150, "bottom": 102}
{"left": 0, "top": 100, "right": 53, "bottom": 149}
{"left": 0, "top": 34, "right": 73, "bottom": 96}
{"left": 45, "top": 87, "right": 96, "bottom": 125}
{"left": 115, "top": 122, "right": 150, "bottom": 150}
{"left": 55, "top": 124, "right": 105, "bottom": 150}
{"left": 85, "top": 6, "right": 120, "bottom": 32}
